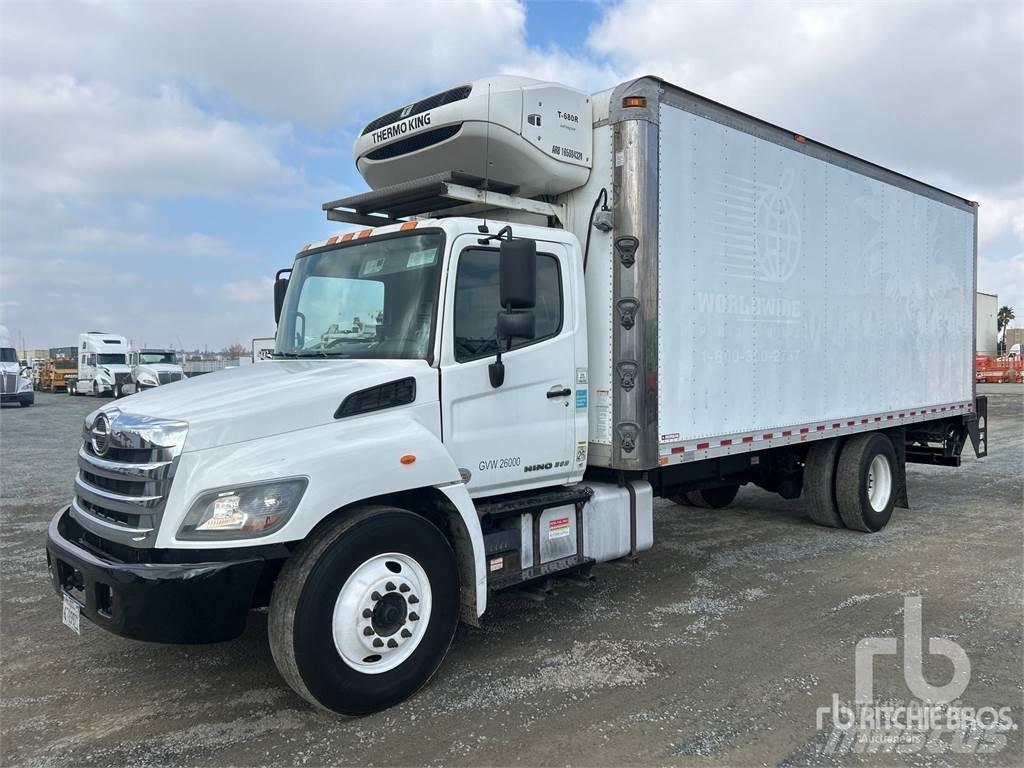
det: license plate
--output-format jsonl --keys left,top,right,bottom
{"left": 62, "top": 594, "right": 81, "bottom": 635}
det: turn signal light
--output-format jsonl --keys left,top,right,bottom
{"left": 400, "top": 455, "right": 416, "bottom": 465}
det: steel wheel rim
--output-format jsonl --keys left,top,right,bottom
{"left": 866, "top": 454, "right": 893, "bottom": 512}
{"left": 332, "top": 552, "right": 431, "bottom": 674}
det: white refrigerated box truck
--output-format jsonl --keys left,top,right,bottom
{"left": 46, "top": 75, "right": 986, "bottom": 715}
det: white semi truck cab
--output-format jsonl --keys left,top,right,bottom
{"left": 69, "top": 332, "right": 133, "bottom": 398}
{"left": 0, "top": 325, "right": 34, "bottom": 407}
{"left": 46, "top": 76, "right": 987, "bottom": 716}
{"left": 129, "top": 349, "right": 185, "bottom": 390}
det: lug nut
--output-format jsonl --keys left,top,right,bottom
{"left": 399, "top": 584, "right": 410, "bottom": 593}
{"left": 371, "top": 591, "right": 381, "bottom": 601}
{"left": 363, "top": 626, "right": 374, "bottom": 636}
{"left": 373, "top": 638, "right": 383, "bottom": 648}
{"left": 387, "top": 639, "right": 398, "bottom": 648}
{"left": 409, "top": 612, "right": 419, "bottom": 622}
{"left": 401, "top": 628, "right": 412, "bottom": 638}
{"left": 362, "top": 609, "right": 372, "bottom": 618}
{"left": 408, "top": 595, "right": 419, "bottom": 604}
{"left": 386, "top": 582, "right": 396, "bottom": 591}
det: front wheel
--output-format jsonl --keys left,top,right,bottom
{"left": 269, "top": 506, "right": 459, "bottom": 715}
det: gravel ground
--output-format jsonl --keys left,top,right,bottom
{"left": 1, "top": 386, "right": 1021, "bottom": 767}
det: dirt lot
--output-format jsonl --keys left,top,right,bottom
{"left": 1, "top": 386, "right": 1021, "bottom": 767}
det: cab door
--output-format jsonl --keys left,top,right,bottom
{"left": 439, "top": 235, "right": 576, "bottom": 496}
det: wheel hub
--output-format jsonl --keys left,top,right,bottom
{"left": 332, "top": 553, "right": 431, "bottom": 674}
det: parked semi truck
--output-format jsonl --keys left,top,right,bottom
{"left": 129, "top": 348, "right": 185, "bottom": 391}
{"left": 67, "top": 332, "right": 132, "bottom": 397}
{"left": 46, "top": 75, "right": 986, "bottom": 716}
{"left": 0, "top": 325, "right": 33, "bottom": 407}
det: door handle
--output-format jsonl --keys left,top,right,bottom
{"left": 547, "top": 386, "right": 572, "bottom": 399}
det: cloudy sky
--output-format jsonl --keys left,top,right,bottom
{"left": 1, "top": 0, "right": 1021, "bottom": 350}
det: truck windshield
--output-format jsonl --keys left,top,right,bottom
{"left": 276, "top": 232, "right": 443, "bottom": 360}
{"left": 139, "top": 352, "right": 176, "bottom": 365}
{"left": 0, "top": 348, "right": 16, "bottom": 363}
{"left": 96, "top": 354, "right": 126, "bottom": 365}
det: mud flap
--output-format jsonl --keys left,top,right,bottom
{"left": 890, "top": 427, "right": 910, "bottom": 510}
{"left": 967, "top": 395, "right": 988, "bottom": 458}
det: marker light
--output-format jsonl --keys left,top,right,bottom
{"left": 622, "top": 96, "right": 647, "bottom": 109}
{"left": 179, "top": 478, "right": 308, "bottom": 539}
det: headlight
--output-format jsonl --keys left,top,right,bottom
{"left": 17, "top": 378, "right": 31, "bottom": 391}
{"left": 178, "top": 478, "right": 307, "bottom": 540}
{"left": 138, "top": 374, "right": 158, "bottom": 385}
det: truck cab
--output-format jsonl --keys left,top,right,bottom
{"left": 0, "top": 325, "right": 34, "bottom": 407}
{"left": 71, "top": 332, "right": 132, "bottom": 398}
{"left": 129, "top": 349, "right": 184, "bottom": 391}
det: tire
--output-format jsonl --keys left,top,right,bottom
{"left": 803, "top": 439, "right": 844, "bottom": 527}
{"left": 269, "top": 506, "right": 459, "bottom": 715}
{"left": 114, "top": 383, "right": 123, "bottom": 398}
{"left": 19, "top": 400, "right": 32, "bottom": 408}
{"left": 836, "top": 433, "right": 898, "bottom": 532}
{"left": 684, "top": 485, "right": 739, "bottom": 509}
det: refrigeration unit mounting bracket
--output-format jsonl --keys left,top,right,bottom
{"left": 322, "top": 172, "right": 566, "bottom": 227}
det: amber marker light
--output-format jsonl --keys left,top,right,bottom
{"left": 400, "top": 455, "right": 416, "bottom": 465}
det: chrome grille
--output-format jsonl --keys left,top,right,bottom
{"left": 157, "top": 372, "right": 183, "bottom": 384}
{"left": 71, "top": 409, "right": 187, "bottom": 547}
{"left": 1, "top": 372, "right": 15, "bottom": 394}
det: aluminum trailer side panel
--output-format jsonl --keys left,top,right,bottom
{"left": 656, "top": 102, "right": 976, "bottom": 459}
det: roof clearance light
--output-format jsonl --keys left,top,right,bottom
{"left": 794, "top": 134, "right": 807, "bottom": 144}
{"left": 623, "top": 96, "right": 647, "bottom": 109}
{"left": 358, "top": 229, "right": 373, "bottom": 239}
{"left": 400, "top": 221, "right": 418, "bottom": 231}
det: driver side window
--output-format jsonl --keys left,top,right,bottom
{"left": 453, "top": 248, "right": 562, "bottom": 362}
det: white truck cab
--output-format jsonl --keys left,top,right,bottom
{"left": 129, "top": 349, "right": 184, "bottom": 391}
{"left": 69, "top": 332, "right": 132, "bottom": 398}
{"left": 46, "top": 75, "right": 986, "bottom": 716}
{"left": 0, "top": 325, "right": 33, "bottom": 407}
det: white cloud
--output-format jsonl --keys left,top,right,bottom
{"left": 0, "top": 0, "right": 528, "bottom": 126}
{"left": 223, "top": 277, "right": 274, "bottom": 303}
{"left": 0, "top": 76, "right": 297, "bottom": 204}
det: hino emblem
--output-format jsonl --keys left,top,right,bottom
{"left": 91, "top": 413, "right": 111, "bottom": 456}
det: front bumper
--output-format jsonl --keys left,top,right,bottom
{"left": 45, "top": 506, "right": 271, "bottom": 643}
{"left": 1, "top": 391, "right": 33, "bottom": 405}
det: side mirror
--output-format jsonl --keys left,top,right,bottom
{"left": 496, "top": 310, "right": 535, "bottom": 342}
{"left": 274, "top": 269, "right": 291, "bottom": 324}
{"left": 499, "top": 238, "right": 537, "bottom": 310}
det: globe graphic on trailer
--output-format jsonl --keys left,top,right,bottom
{"left": 754, "top": 170, "right": 801, "bottom": 282}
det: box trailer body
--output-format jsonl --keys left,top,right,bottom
{"left": 45, "top": 75, "right": 987, "bottom": 717}
{"left": 567, "top": 79, "right": 977, "bottom": 472}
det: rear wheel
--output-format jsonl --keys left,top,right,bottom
{"left": 836, "top": 433, "right": 897, "bottom": 532}
{"left": 803, "top": 439, "right": 844, "bottom": 527}
{"left": 269, "top": 506, "right": 459, "bottom": 715}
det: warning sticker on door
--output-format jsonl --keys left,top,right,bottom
{"left": 547, "top": 516, "right": 571, "bottom": 539}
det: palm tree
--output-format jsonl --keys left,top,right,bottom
{"left": 997, "top": 305, "right": 1015, "bottom": 353}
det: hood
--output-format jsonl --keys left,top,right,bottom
{"left": 108, "top": 358, "right": 437, "bottom": 451}
{"left": 99, "top": 364, "right": 132, "bottom": 375}
{"left": 136, "top": 364, "right": 184, "bottom": 375}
